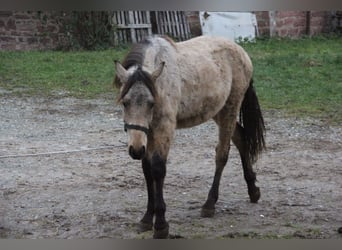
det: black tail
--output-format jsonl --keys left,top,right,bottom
{"left": 239, "top": 79, "right": 266, "bottom": 163}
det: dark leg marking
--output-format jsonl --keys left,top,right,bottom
{"left": 138, "top": 158, "right": 154, "bottom": 233}
{"left": 150, "top": 153, "right": 169, "bottom": 239}
{"left": 232, "top": 123, "right": 260, "bottom": 203}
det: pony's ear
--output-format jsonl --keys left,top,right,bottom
{"left": 151, "top": 61, "right": 165, "bottom": 82}
{"left": 114, "top": 60, "right": 129, "bottom": 84}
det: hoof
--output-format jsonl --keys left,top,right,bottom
{"left": 200, "top": 207, "right": 215, "bottom": 218}
{"left": 249, "top": 187, "right": 260, "bottom": 203}
{"left": 153, "top": 223, "right": 169, "bottom": 239}
{"left": 137, "top": 221, "right": 153, "bottom": 233}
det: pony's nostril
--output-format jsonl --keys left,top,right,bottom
{"left": 140, "top": 146, "right": 146, "bottom": 156}
{"left": 129, "top": 146, "right": 134, "bottom": 156}
{"left": 128, "top": 145, "right": 146, "bottom": 160}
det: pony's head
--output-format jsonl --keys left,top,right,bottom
{"left": 115, "top": 61, "right": 165, "bottom": 160}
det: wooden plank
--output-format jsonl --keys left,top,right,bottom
{"left": 169, "top": 11, "right": 175, "bottom": 36}
{"left": 137, "top": 11, "right": 142, "bottom": 24}
{"left": 166, "top": 11, "right": 170, "bottom": 34}
{"left": 175, "top": 11, "right": 181, "bottom": 37}
{"left": 155, "top": 11, "right": 161, "bottom": 34}
{"left": 165, "top": 11, "right": 171, "bottom": 35}
{"left": 163, "top": 11, "right": 169, "bottom": 34}
{"left": 116, "top": 24, "right": 146, "bottom": 29}
{"left": 136, "top": 28, "right": 141, "bottom": 41}
{"left": 160, "top": 11, "right": 165, "bottom": 34}
{"left": 176, "top": 11, "right": 184, "bottom": 39}
{"left": 142, "top": 11, "right": 147, "bottom": 23}
{"left": 128, "top": 11, "right": 136, "bottom": 43}
{"left": 112, "top": 12, "right": 118, "bottom": 45}
{"left": 177, "top": 11, "right": 183, "bottom": 38}
{"left": 116, "top": 23, "right": 152, "bottom": 29}
{"left": 124, "top": 11, "right": 129, "bottom": 25}
{"left": 120, "top": 11, "right": 123, "bottom": 25}
{"left": 146, "top": 11, "right": 152, "bottom": 36}
{"left": 157, "top": 11, "right": 162, "bottom": 34}
{"left": 133, "top": 11, "right": 138, "bottom": 24}
{"left": 121, "top": 12, "right": 127, "bottom": 43}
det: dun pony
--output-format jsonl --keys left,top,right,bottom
{"left": 113, "top": 35, "right": 266, "bottom": 238}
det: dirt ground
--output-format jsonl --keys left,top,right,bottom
{"left": 0, "top": 93, "right": 341, "bottom": 239}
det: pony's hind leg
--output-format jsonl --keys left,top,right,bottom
{"left": 201, "top": 109, "right": 236, "bottom": 218}
{"left": 232, "top": 123, "right": 260, "bottom": 203}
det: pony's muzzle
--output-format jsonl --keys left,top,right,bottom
{"left": 127, "top": 129, "right": 147, "bottom": 160}
{"left": 129, "top": 145, "right": 146, "bottom": 160}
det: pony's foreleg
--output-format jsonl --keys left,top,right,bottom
{"left": 150, "top": 152, "right": 169, "bottom": 239}
{"left": 232, "top": 123, "right": 260, "bottom": 203}
{"left": 201, "top": 117, "right": 235, "bottom": 217}
{"left": 138, "top": 158, "right": 154, "bottom": 233}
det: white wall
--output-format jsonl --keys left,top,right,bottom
{"left": 200, "top": 12, "right": 257, "bottom": 41}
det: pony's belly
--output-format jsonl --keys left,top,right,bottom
{"left": 176, "top": 113, "right": 217, "bottom": 129}
{"left": 176, "top": 94, "right": 228, "bottom": 129}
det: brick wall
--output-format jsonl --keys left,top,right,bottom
{"left": 254, "top": 11, "right": 270, "bottom": 37}
{"left": 309, "top": 11, "right": 331, "bottom": 35}
{"left": 0, "top": 11, "right": 335, "bottom": 51}
{"left": 0, "top": 11, "right": 67, "bottom": 50}
{"left": 255, "top": 11, "right": 332, "bottom": 38}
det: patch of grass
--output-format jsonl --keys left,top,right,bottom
{"left": 1, "top": 36, "right": 341, "bottom": 123}
{"left": 241, "top": 36, "right": 342, "bottom": 124}
{"left": 0, "top": 47, "right": 129, "bottom": 98}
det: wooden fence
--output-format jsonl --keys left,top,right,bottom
{"left": 111, "top": 11, "right": 191, "bottom": 44}
{"left": 154, "top": 11, "right": 191, "bottom": 41}
{"left": 112, "top": 11, "right": 152, "bottom": 44}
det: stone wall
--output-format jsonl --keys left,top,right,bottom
{"left": 0, "top": 11, "right": 67, "bottom": 50}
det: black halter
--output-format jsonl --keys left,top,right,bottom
{"left": 124, "top": 123, "right": 150, "bottom": 135}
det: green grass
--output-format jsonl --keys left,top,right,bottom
{"left": 241, "top": 36, "right": 342, "bottom": 124}
{"left": 0, "top": 36, "right": 341, "bottom": 123}
{"left": 0, "top": 47, "right": 129, "bottom": 98}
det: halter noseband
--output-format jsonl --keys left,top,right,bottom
{"left": 124, "top": 123, "right": 150, "bottom": 135}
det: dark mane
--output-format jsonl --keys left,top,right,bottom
{"left": 122, "top": 39, "right": 151, "bottom": 69}
{"left": 118, "top": 66, "right": 157, "bottom": 102}
{"left": 114, "top": 38, "right": 151, "bottom": 88}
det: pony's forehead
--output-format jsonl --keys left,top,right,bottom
{"left": 119, "top": 65, "right": 156, "bottom": 101}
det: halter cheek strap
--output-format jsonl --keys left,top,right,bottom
{"left": 124, "top": 123, "right": 150, "bottom": 135}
